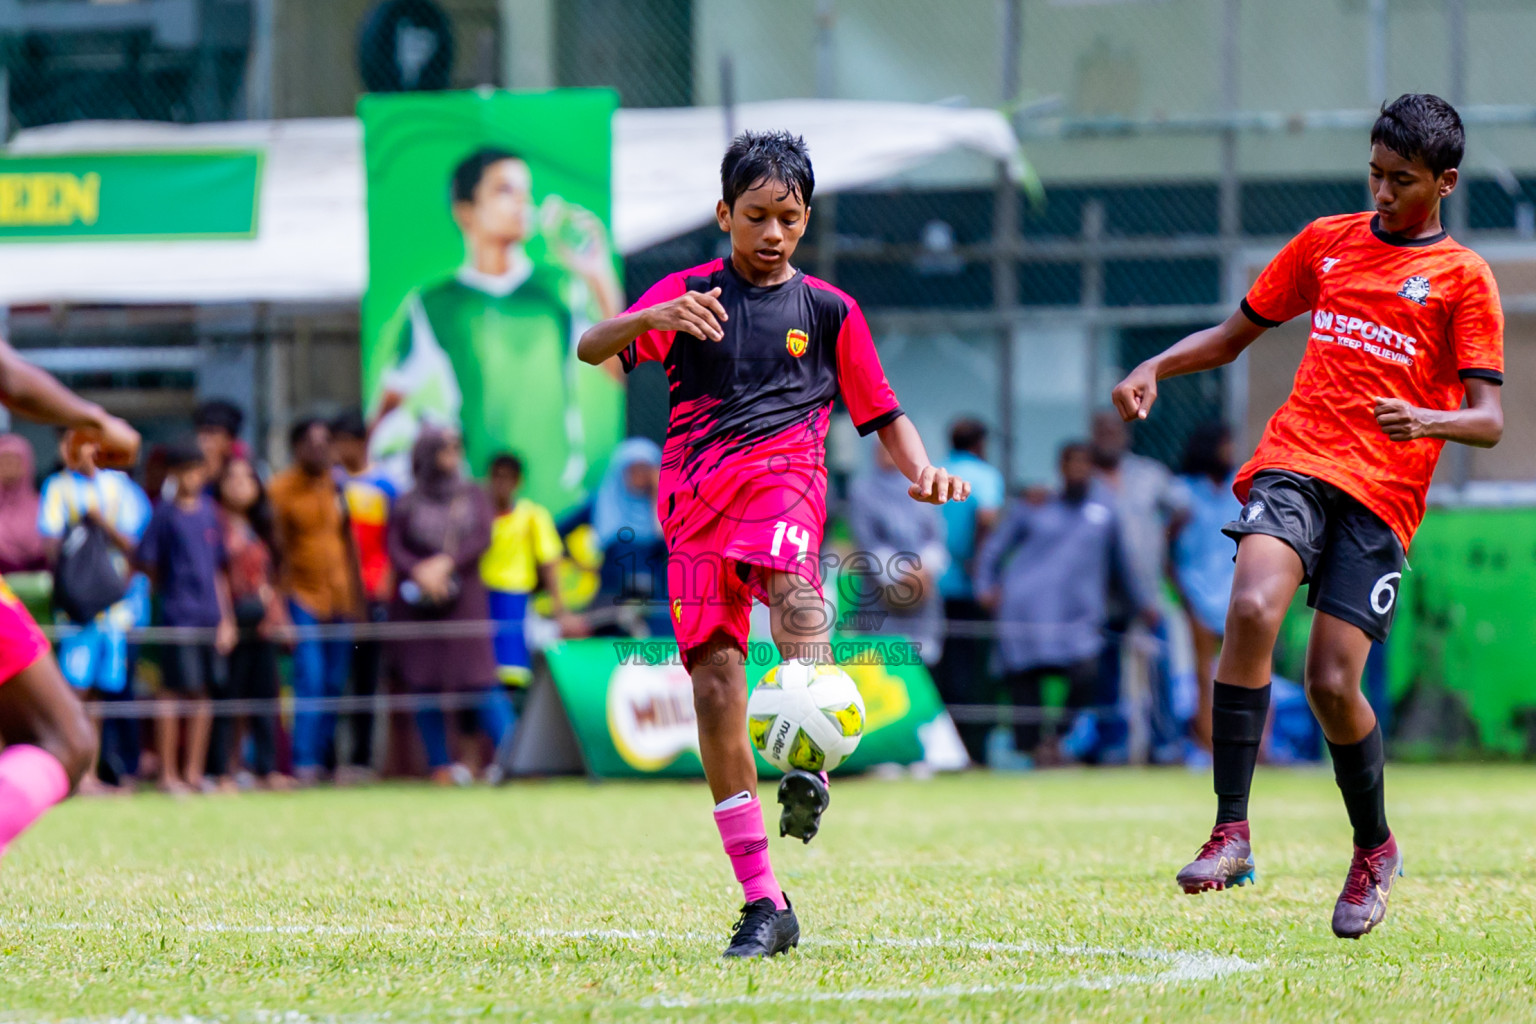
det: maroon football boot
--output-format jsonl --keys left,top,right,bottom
{"left": 1332, "top": 834, "right": 1404, "bottom": 939}
{"left": 1176, "top": 820, "right": 1256, "bottom": 894}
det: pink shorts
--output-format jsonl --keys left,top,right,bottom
{"left": 0, "top": 579, "right": 50, "bottom": 684}
{"left": 666, "top": 483, "right": 826, "bottom": 672}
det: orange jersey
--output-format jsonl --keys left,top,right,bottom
{"left": 1238, "top": 212, "right": 1504, "bottom": 548}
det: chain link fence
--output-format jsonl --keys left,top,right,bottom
{"left": 5, "top": 0, "right": 1536, "bottom": 480}
{"left": 0, "top": 1, "right": 253, "bottom": 129}
{"left": 1, "top": 0, "right": 1533, "bottom": 765}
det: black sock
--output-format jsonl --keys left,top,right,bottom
{"left": 1212, "top": 681, "right": 1270, "bottom": 825}
{"left": 1327, "top": 723, "right": 1390, "bottom": 849}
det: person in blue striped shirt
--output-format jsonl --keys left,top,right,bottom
{"left": 39, "top": 429, "right": 152, "bottom": 699}
{"left": 38, "top": 429, "right": 151, "bottom": 792}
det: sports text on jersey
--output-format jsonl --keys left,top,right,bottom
{"left": 1310, "top": 309, "right": 1417, "bottom": 366}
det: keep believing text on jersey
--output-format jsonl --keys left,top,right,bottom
{"left": 1309, "top": 309, "right": 1418, "bottom": 367}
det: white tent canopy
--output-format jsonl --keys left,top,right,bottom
{"left": 615, "top": 100, "right": 1021, "bottom": 253}
{"left": 0, "top": 100, "right": 1020, "bottom": 307}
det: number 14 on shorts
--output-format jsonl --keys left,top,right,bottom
{"left": 770, "top": 520, "right": 811, "bottom": 561}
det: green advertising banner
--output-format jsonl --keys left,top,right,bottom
{"left": 359, "top": 90, "right": 625, "bottom": 516}
{"left": 0, "top": 151, "right": 262, "bottom": 241}
{"left": 1262, "top": 504, "right": 1536, "bottom": 758}
{"left": 529, "top": 635, "right": 965, "bottom": 779}
{"left": 1385, "top": 506, "right": 1536, "bottom": 756}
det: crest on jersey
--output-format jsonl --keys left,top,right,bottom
{"left": 786, "top": 328, "right": 809, "bottom": 357}
{"left": 1398, "top": 275, "right": 1431, "bottom": 306}
{"left": 671, "top": 598, "right": 683, "bottom": 624}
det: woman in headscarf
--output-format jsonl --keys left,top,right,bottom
{"left": 593, "top": 437, "right": 662, "bottom": 548}
{"left": 387, "top": 428, "right": 503, "bottom": 784}
{"left": 592, "top": 438, "right": 667, "bottom": 633}
{"left": 0, "top": 434, "right": 45, "bottom": 574}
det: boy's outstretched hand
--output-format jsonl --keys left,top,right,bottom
{"left": 646, "top": 286, "right": 729, "bottom": 342}
{"left": 909, "top": 464, "right": 970, "bottom": 505}
{"left": 1112, "top": 362, "right": 1159, "bottom": 422}
{"left": 67, "top": 414, "right": 142, "bottom": 469}
{"left": 92, "top": 413, "right": 142, "bottom": 468}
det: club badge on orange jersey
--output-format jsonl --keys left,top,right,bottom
{"left": 1398, "top": 275, "right": 1431, "bottom": 306}
{"left": 786, "top": 328, "right": 809, "bottom": 358}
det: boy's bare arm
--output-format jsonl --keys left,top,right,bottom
{"left": 876, "top": 415, "right": 971, "bottom": 505}
{"left": 1373, "top": 377, "right": 1503, "bottom": 448}
{"left": 1112, "top": 309, "right": 1269, "bottom": 422}
{"left": 0, "top": 338, "right": 139, "bottom": 464}
{"left": 577, "top": 288, "right": 728, "bottom": 364}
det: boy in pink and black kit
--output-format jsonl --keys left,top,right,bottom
{"left": 580, "top": 132, "right": 970, "bottom": 958}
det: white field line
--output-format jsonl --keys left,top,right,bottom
{"left": 0, "top": 920, "right": 1262, "bottom": 1018}
{"left": 641, "top": 936, "right": 1259, "bottom": 1008}
{"left": 0, "top": 919, "right": 685, "bottom": 942}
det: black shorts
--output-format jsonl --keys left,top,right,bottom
{"left": 1222, "top": 470, "right": 1404, "bottom": 643}
{"left": 161, "top": 643, "right": 224, "bottom": 697}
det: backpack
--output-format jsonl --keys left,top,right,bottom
{"left": 52, "top": 479, "right": 130, "bottom": 624}
{"left": 55, "top": 520, "right": 129, "bottom": 624}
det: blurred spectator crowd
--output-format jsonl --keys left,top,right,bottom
{"left": 0, "top": 398, "right": 1319, "bottom": 796}
{"left": 0, "top": 400, "right": 667, "bottom": 795}
{"left": 843, "top": 411, "right": 1324, "bottom": 771}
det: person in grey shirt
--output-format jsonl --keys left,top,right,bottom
{"left": 975, "top": 441, "right": 1153, "bottom": 762}
{"left": 846, "top": 441, "right": 950, "bottom": 666}
{"left": 1089, "top": 409, "right": 1184, "bottom": 610}
{"left": 1089, "top": 409, "right": 1182, "bottom": 757}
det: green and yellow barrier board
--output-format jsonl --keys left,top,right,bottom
{"left": 513, "top": 634, "right": 964, "bottom": 778}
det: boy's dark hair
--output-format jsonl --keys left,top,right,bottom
{"left": 488, "top": 452, "right": 524, "bottom": 478}
{"left": 721, "top": 131, "right": 815, "bottom": 209}
{"left": 1180, "top": 421, "right": 1232, "bottom": 480}
{"left": 193, "top": 399, "right": 244, "bottom": 437}
{"left": 950, "top": 418, "right": 988, "bottom": 456}
{"left": 331, "top": 409, "right": 368, "bottom": 442}
{"left": 451, "top": 147, "right": 523, "bottom": 204}
{"left": 165, "top": 441, "right": 205, "bottom": 470}
{"left": 289, "top": 417, "right": 327, "bottom": 451}
{"left": 1059, "top": 440, "right": 1092, "bottom": 464}
{"left": 1371, "top": 94, "right": 1464, "bottom": 177}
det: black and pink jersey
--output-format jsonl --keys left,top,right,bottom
{"left": 620, "top": 258, "right": 903, "bottom": 543}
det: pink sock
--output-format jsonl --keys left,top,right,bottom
{"left": 713, "top": 796, "right": 786, "bottom": 909}
{"left": 0, "top": 745, "right": 70, "bottom": 858}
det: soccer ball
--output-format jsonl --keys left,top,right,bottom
{"left": 747, "top": 660, "right": 866, "bottom": 773}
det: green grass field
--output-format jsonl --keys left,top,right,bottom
{"left": 4, "top": 765, "right": 1536, "bottom": 1022}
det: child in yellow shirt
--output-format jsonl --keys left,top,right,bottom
{"left": 480, "top": 454, "right": 572, "bottom": 689}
